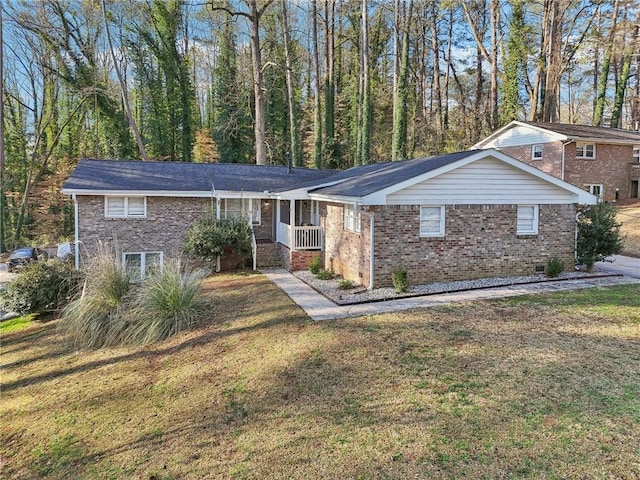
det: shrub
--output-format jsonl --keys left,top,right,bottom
{"left": 392, "top": 266, "right": 409, "bottom": 293}
{"left": 0, "top": 260, "right": 80, "bottom": 315}
{"left": 184, "top": 217, "right": 253, "bottom": 268}
{"left": 546, "top": 256, "right": 565, "bottom": 278}
{"left": 576, "top": 202, "right": 623, "bottom": 271}
{"left": 308, "top": 256, "right": 322, "bottom": 275}
{"left": 316, "top": 269, "right": 334, "bottom": 280}
{"left": 338, "top": 279, "right": 355, "bottom": 290}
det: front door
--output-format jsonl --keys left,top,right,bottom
{"left": 632, "top": 181, "right": 639, "bottom": 199}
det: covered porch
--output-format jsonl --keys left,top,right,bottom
{"left": 275, "top": 199, "right": 323, "bottom": 251}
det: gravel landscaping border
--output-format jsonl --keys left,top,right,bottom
{"left": 294, "top": 269, "right": 622, "bottom": 305}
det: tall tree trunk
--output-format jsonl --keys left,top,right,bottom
{"left": 542, "top": 0, "right": 561, "bottom": 122}
{"left": 281, "top": 0, "right": 300, "bottom": 166}
{"left": 594, "top": 0, "right": 620, "bottom": 126}
{"left": 323, "top": 0, "right": 335, "bottom": 164}
{"left": 392, "top": 0, "right": 412, "bottom": 161}
{"left": 610, "top": 9, "right": 639, "bottom": 128}
{"left": 357, "top": 0, "right": 371, "bottom": 165}
{"left": 429, "top": 1, "right": 442, "bottom": 149}
{"left": 312, "top": 0, "right": 323, "bottom": 168}
{"left": 101, "top": 0, "right": 148, "bottom": 161}
{"left": 248, "top": 0, "right": 268, "bottom": 165}
{"left": 489, "top": 0, "right": 499, "bottom": 129}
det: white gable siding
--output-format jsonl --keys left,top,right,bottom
{"left": 483, "top": 125, "right": 563, "bottom": 148}
{"left": 387, "top": 157, "right": 578, "bottom": 205}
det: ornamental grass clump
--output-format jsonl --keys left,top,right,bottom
{"left": 121, "top": 260, "right": 209, "bottom": 345}
{"left": 59, "top": 244, "right": 131, "bottom": 349}
{"left": 60, "top": 245, "right": 209, "bottom": 349}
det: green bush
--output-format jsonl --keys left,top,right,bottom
{"left": 546, "top": 256, "right": 565, "bottom": 278}
{"left": 392, "top": 266, "right": 409, "bottom": 293}
{"left": 184, "top": 216, "right": 253, "bottom": 268}
{"left": 577, "top": 202, "right": 623, "bottom": 271}
{"left": 338, "top": 279, "right": 355, "bottom": 290}
{"left": 316, "top": 269, "right": 334, "bottom": 280}
{"left": 0, "top": 260, "right": 80, "bottom": 315}
{"left": 308, "top": 256, "right": 322, "bottom": 275}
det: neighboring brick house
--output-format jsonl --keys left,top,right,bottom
{"left": 62, "top": 150, "right": 596, "bottom": 288}
{"left": 472, "top": 121, "right": 640, "bottom": 202}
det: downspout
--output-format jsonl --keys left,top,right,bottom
{"left": 575, "top": 210, "right": 581, "bottom": 265}
{"left": 73, "top": 194, "right": 79, "bottom": 269}
{"left": 561, "top": 139, "right": 573, "bottom": 181}
{"left": 358, "top": 206, "right": 375, "bottom": 290}
{"left": 215, "top": 190, "right": 221, "bottom": 272}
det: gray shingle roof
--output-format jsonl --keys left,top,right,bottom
{"left": 63, "top": 151, "right": 483, "bottom": 198}
{"left": 63, "top": 159, "right": 336, "bottom": 193}
{"left": 525, "top": 122, "right": 640, "bottom": 142}
{"left": 310, "top": 150, "right": 479, "bottom": 197}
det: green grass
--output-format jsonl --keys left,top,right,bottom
{"left": 1, "top": 274, "right": 639, "bottom": 479}
{"left": 0, "top": 314, "right": 38, "bottom": 333}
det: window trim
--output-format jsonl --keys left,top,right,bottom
{"left": 223, "top": 198, "right": 261, "bottom": 225}
{"left": 633, "top": 145, "right": 640, "bottom": 162}
{"left": 517, "top": 205, "right": 539, "bottom": 235}
{"left": 122, "top": 251, "right": 163, "bottom": 281}
{"left": 576, "top": 142, "right": 596, "bottom": 159}
{"left": 584, "top": 183, "right": 604, "bottom": 199}
{"left": 105, "top": 196, "right": 147, "bottom": 218}
{"left": 420, "top": 205, "right": 446, "bottom": 238}
{"left": 531, "top": 144, "right": 544, "bottom": 160}
{"left": 343, "top": 204, "right": 361, "bottom": 233}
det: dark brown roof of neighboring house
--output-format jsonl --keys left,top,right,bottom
{"left": 524, "top": 122, "right": 640, "bottom": 142}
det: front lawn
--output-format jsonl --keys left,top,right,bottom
{"left": 619, "top": 204, "right": 640, "bottom": 257}
{"left": 1, "top": 274, "right": 639, "bottom": 479}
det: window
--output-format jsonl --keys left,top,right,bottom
{"left": 344, "top": 204, "right": 361, "bottom": 233}
{"left": 105, "top": 196, "right": 146, "bottom": 218}
{"left": 420, "top": 206, "right": 445, "bottom": 237}
{"left": 633, "top": 145, "right": 640, "bottom": 162}
{"left": 223, "top": 198, "right": 260, "bottom": 225}
{"left": 584, "top": 184, "right": 604, "bottom": 199}
{"left": 576, "top": 142, "right": 595, "bottom": 159}
{"left": 517, "top": 205, "right": 539, "bottom": 235}
{"left": 123, "top": 251, "right": 163, "bottom": 281}
{"left": 531, "top": 144, "right": 543, "bottom": 160}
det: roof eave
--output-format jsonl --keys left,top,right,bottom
{"left": 60, "top": 189, "right": 271, "bottom": 198}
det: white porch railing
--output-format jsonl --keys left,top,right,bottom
{"left": 277, "top": 223, "right": 323, "bottom": 250}
{"left": 293, "top": 225, "right": 323, "bottom": 250}
{"left": 277, "top": 222, "right": 291, "bottom": 247}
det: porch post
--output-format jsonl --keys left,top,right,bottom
{"left": 289, "top": 199, "right": 295, "bottom": 250}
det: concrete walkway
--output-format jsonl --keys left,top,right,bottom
{"left": 595, "top": 255, "right": 640, "bottom": 279}
{"left": 262, "top": 269, "right": 640, "bottom": 321}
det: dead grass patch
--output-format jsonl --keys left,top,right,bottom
{"left": 1, "top": 274, "right": 639, "bottom": 479}
{"left": 618, "top": 204, "right": 640, "bottom": 257}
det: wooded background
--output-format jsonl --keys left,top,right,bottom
{"left": 0, "top": 0, "right": 638, "bottom": 251}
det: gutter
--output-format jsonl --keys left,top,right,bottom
{"left": 73, "top": 194, "right": 79, "bottom": 269}
{"left": 358, "top": 205, "right": 375, "bottom": 290}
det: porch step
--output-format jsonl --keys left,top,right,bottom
{"left": 256, "top": 241, "right": 282, "bottom": 268}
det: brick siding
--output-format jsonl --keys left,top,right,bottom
{"left": 500, "top": 141, "right": 637, "bottom": 201}
{"left": 323, "top": 203, "right": 576, "bottom": 288}
{"left": 322, "top": 203, "right": 371, "bottom": 287}
{"left": 77, "top": 196, "right": 274, "bottom": 264}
